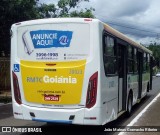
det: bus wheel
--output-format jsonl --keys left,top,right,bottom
{"left": 147, "top": 83, "right": 150, "bottom": 92}
{"left": 126, "top": 93, "right": 133, "bottom": 117}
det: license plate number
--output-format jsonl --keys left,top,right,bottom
{"left": 44, "top": 95, "right": 59, "bottom": 101}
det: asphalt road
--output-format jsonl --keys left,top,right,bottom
{"left": 0, "top": 77, "right": 160, "bottom": 135}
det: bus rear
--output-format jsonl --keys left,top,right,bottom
{"left": 10, "top": 18, "right": 101, "bottom": 125}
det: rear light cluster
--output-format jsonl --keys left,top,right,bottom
{"left": 86, "top": 72, "right": 98, "bottom": 108}
{"left": 12, "top": 71, "right": 22, "bottom": 104}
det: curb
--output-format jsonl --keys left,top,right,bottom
{"left": 0, "top": 102, "right": 12, "bottom": 106}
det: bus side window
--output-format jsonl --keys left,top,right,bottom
{"left": 146, "top": 53, "right": 150, "bottom": 72}
{"left": 134, "top": 48, "right": 138, "bottom": 73}
{"left": 143, "top": 53, "right": 147, "bottom": 72}
{"left": 128, "top": 45, "right": 134, "bottom": 73}
{"left": 105, "top": 36, "right": 115, "bottom": 55}
{"left": 103, "top": 35, "right": 117, "bottom": 76}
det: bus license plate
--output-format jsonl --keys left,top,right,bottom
{"left": 44, "top": 95, "right": 59, "bottom": 101}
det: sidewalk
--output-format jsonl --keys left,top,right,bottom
{"left": 0, "top": 91, "right": 12, "bottom": 104}
{"left": 0, "top": 91, "right": 11, "bottom": 96}
{"left": 119, "top": 93, "right": 160, "bottom": 135}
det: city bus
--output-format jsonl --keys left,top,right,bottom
{"left": 10, "top": 18, "right": 153, "bottom": 125}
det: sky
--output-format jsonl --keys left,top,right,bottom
{"left": 39, "top": 0, "right": 160, "bottom": 45}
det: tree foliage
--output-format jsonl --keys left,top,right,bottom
{"left": 0, "top": 0, "right": 95, "bottom": 56}
{"left": 147, "top": 42, "right": 160, "bottom": 67}
{"left": 38, "top": 4, "right": 56, "bottom": 18}
{"left": 0, "top": 0, "right": 40, "bottom": 56}
{"left": 38, "top": 0, "right": 95, "bottom": 18}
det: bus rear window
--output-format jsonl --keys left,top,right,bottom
{"left": 17, "top": 23, "right": 90, "bottom": 61}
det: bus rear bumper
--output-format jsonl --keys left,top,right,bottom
{"left": 13, "top": 103, "right": 102, "bottom": 125}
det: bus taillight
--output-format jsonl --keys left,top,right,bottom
{"left": 12, "top": 71, "right": 22, "bottom": 104}
{"left": 86, "top": 72, "right": 98, "bottom": 108}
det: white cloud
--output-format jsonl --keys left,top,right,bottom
{"left": 126, "top": 34, "right": 160, "bottom": 46}
{"left": 93, "top": 0, "right": 160, "bottom": 44}
{"left": 94, "top": 0, "right": 151, "bottom": 18}
{"left": 39, "top": 0, "right": 57, "bottom": 4}
{"left": 39, "top": 0, "right": 160, "bottom": 44}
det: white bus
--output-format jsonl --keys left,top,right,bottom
{"left": 10, "top": 18, "right": 153, "bottom": 125}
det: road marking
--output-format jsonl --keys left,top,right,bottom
{"left": 118, "top": 92, "right": 160, "bottom": 135}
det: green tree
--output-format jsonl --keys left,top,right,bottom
{"left": 70, "top": 7, "right": 95, "bottom": 18}
{"left": 38, "top": 0, "right": 95, "bottom": 18}
{"left": 38, "top": 4, "right": 56, "bottom": 18}
{"left": 148, "top": 42, "right": 160, "bottom": 67}
{"left": 0, "top": 0, "right": 40, "bottom": 56}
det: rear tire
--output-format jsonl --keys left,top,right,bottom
{"left": 126, "top": 93, "right": 133, "bottom": 117}
{"left": 147, "top": 83, "right": 150, "bottom": 92}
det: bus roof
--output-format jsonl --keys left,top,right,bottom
{"left": 102, "top": 22, "right": 152, "bottom": 54}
